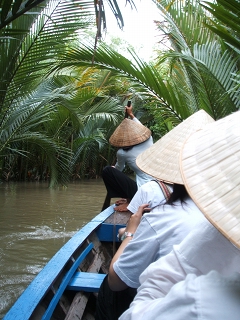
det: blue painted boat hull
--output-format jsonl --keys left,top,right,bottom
{"left": 4, "top": 206, "right": 131, "bottom": 320}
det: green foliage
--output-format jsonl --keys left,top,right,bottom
{"left": 202, "top": 0, "right": 240, "bottom": 51}
{"left": 0, "top": 0, "right": 98, "bottom": 185}
{"left": 0, "top": 0, "right": 239, "bottom": 186}
{"left": 0, "top": 0, "right": 48, "bottom": 30}
{"left": 152, "top": 0, "right": 239, "bottom": 120}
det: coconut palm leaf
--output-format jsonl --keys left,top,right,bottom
{"left": 202, "top": 0, "right": 240, "bottom": 51}
{"left": 38, "top": 70, "right": 126, "bottom": 176}
{"left": 0, "top": 0, "right": 48, "bottom": 29}
{"left": 0, "top": 0, "right": 142, "bottom": 183}
{"left": 4, "top": 0, "right": 137, "bottom": 31}
{"left": 52, "top": 41, "right": 190, "bottom": 120}
{"left": 0, "top": 0, "right": 95, "bottom": 115}
{"left": 68, "top": 95, "right": 123, "bottom": 177}
{"left": 53, "top": 0, "right": 239, "bottom": 126}
{"left": 153, "top": 0, "right": 239, "bottom": 118}
{"left": 0, "top": 78, "right": 77, "bottom": 186}
{"left": 159, "top": 43, "right": 239, "bottom": 115}
{"left": 155, "top": 0, "right": 216, "bottom": 52}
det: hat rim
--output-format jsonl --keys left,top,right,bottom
{"left": 180, "top": 111, "right": 240, "bottom": 249}
{"left": 109, "top": 118, "right": 151, "bottom": 147}
{"left": 136, "top": 110, "right": 215, "bottom": 185}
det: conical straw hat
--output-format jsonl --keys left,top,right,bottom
{"left": 109, "top": 118, "right": 151, "bottom": 147}
{"left": 180, "top": 111, "right": 240, "bottom": 248}
{"left": 136, "top": 110, "right": 214, "bottom": 184}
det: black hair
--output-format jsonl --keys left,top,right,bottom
{"left": 121, "top": 138, "right": 148, "bottom": 151}
{"left": 122, "top": 146, "right": 133, "bottom": 151}
{"left": 165, "top": 183, "right": 188, "bottom": 206}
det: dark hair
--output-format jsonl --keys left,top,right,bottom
{"left": 165, "top": 183, "right": 188, "bottom": 206}
{"left": 122, "top": 146, "right": 133, "bottom": 151}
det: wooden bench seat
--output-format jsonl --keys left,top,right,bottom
{"left": 67, "top": 272, "right": 106, "bottom": 292}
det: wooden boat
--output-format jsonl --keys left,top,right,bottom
{"left": 4, "top": 205, "right": 131, "bottom": 320}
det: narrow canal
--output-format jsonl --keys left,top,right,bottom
{"left": 0, "top": 179, "right": 109, "bottom": 318}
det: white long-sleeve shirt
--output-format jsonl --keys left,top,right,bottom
{"left": 114, "top": 117, "right": 153, "bottom": 187}
{"left": 114, "top": 197, "right": 205, "bottom": 288}
{"left": 120, "top": 270, "right": 240, "bottom": 320}
{"left": 120, "top": 218, "right": 240, "bottom": 319}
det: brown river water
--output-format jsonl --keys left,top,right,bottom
{"left": 0, "top": 179, "right": 112, "bottom": 319}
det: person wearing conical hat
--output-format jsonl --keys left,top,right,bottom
{"left": 119, "top": 110, "right": 240, "bottom": 320}
{"left": 102, "top": 104, "right": 154, "bottom": 212}
{"left": 95, "top": 110, "right": 214, "bottom": 320}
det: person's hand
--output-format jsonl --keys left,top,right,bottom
{"left": 125, "top": 203, "right": 150, "bottom": 234}
{"left": 117, "top": 227, "right": 126, "bottom": 238}
{"left": 125, "top": 105, "right": 134, "bottom": 119}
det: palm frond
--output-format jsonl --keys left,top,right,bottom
{"left": 0, "top": 77, "right": 78, "bottom": 185}
{"left": 202, "top": 0, "right": 240, "bottom": 50}
{"left": 0, "top": 0, "right": 95, "bottom": 115}
{"left": 154, "top": 0, "right": 216, "bottom": 52}
{"left": 0, "top": 0, "right": 48, "bottom": 29}
{"left": 52, "top": 41, "right": 184, "bottom": 116}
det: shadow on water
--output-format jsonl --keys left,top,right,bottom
{"left": 0, "top": 179, "right": 108, "bottom": 318}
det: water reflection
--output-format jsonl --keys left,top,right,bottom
{"left": 0, "top": 180, "right": 108, "bottom": 319}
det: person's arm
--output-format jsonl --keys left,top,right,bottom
{"left": 136, "top": 248, "right": 188, "bottom": 300}
{"left": 128, "top": 217, "right": 233, "bottom": 307}
{"left": 125, "top": 105, "right": 143, "bottom": 124}
{"left": 126, "top": 184, "right": 147, "bottom": 214}
{"left": 125, "top": 105, "right": 135, "bottom": 119}
{"left": 119, "top": 273, "right": 199, "bottom": 320}
{"left": 119, "top": 244, "right": 201, "bottom": 320}
{"left": 114, "top": 149, "right": 126, "bottom": 171}
{"left": 108, "top": 204, "right": 151, "bottom": 291}
{"left": 118, "top": 248, "right": 189, "bottom": 320}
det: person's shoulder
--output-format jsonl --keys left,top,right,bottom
{"left": 143, "top": 136, "right": 153, "bottom": 145}
{"left": 142, "top": 180, "right": 158, "bottom": 188}
{"left": 184, "top": 197, "right": 201, "bottom": 211}
{"left": 141, "top": 180, "right": 172, "bottom": 194}
{"left": 116, "top": 148, "right": 125, "bottom": 156}
{"left": 132, "top": 117, "right": 141, "bottom": 124}
{"left": 138, "top": 180, "right": 162, "bottom": 194}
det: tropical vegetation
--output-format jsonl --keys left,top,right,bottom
{"left": 0, "top": 0, "right": 239, "bottom": 186}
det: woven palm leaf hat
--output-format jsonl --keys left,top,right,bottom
{"left": 136, "top": 110, "right": 215, "bottom": 184}
{"left": 180, "top": 111, "right": 240, "bottom": 248}
{"left": 109, "top": 118, "right": 151, "bottom": 147}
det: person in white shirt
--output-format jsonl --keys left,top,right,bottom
{"left": 120, "top": 110, "right": 240, "bottom": 320}
{"left": 120, "top": 270, "right": 240, "bottom": 320}
{"left": 95, "top": 110, "right": 214, "bottom": 320}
